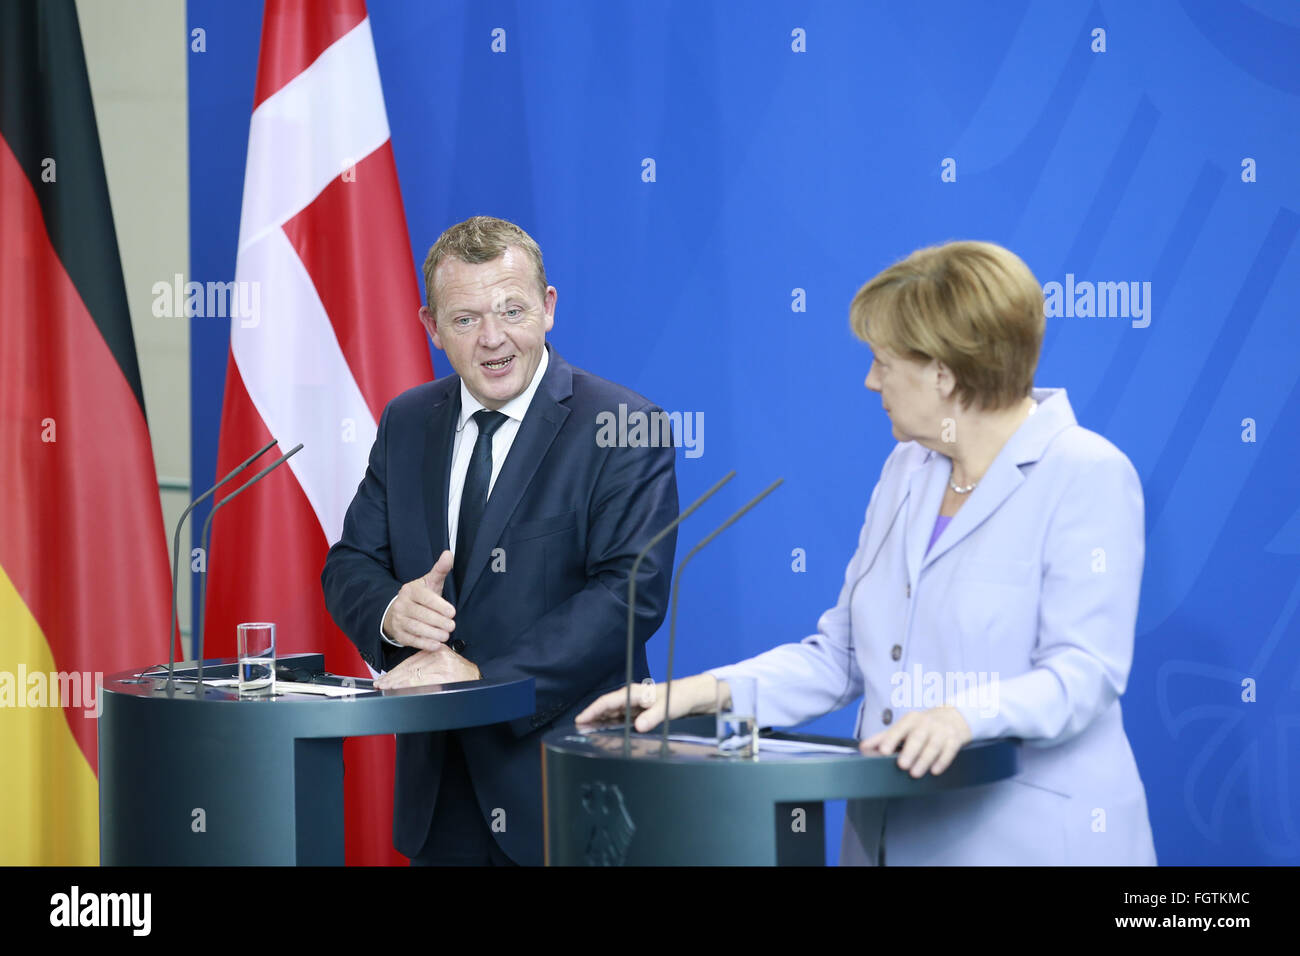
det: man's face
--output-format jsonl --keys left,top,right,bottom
{"left": 420, "top": 246, "right": 556, "bottom": 409}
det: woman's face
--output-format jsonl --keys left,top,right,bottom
{"left": 864, "top": 345, "right": 944, "bottom": 443}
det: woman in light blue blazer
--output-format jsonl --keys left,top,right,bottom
{"left": 578, "top": 240, "right": 1157, "bottom": 865}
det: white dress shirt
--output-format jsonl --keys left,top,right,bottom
{"left": 380, "top": 347, "right": 550, "bottom": 644}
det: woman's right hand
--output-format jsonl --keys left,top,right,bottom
{"left": 575, "top": 673, "right": 724, "bottom": 733}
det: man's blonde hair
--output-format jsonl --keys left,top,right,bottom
{"left": 422, "top": 216, "right": 548, "bottom": 316}
{"left": 849, "top": 240, "right": 1044, "bottom": 411}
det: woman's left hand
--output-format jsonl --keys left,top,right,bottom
{"left": 860, "top": 706, "right": 973, "bottom": 777}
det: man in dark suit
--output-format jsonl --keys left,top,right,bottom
{"left": 321, "top": 216, "right": 678, "bottom": 865}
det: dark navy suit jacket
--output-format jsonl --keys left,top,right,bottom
{"left": 321, "top": 345, "right": 678, "bottom": 864}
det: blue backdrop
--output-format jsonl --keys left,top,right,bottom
{"left": 189, "top": 0, "right": 1300, "bottom": 865}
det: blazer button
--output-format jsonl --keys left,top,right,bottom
{"left": 450, "top": 638, "right": 466, "bottom": 654}
{"left": 882, "top": 708, "right": 893, "bottom": 725}
{"left": 890, "top": 644, "right": 902, "bottom": 661}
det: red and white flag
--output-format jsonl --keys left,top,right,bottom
{"left": 206, "top": 0, "right": 433, "bottom": 865}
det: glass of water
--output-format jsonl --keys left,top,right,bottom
{"left": 237, "top": 622, "right": 275, "bottom": 696}
{"left": 716, "top": 676, "right": 757, "bottom": 758}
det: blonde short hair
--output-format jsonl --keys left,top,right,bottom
{"left": 849, "top": 240, "right": 1044, "bottom": 411}
{"left": 422, "top": 216, "right": 548, "bottom": 316}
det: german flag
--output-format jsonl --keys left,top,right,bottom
{"left": 0, "top": 0, "right": 171, "bottom": 863}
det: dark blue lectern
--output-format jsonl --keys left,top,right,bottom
{"left": 99, "top": 653, "right": 533, "bottom": 865}
{"left": 544, "top": 725, "right": 1017, "bottom": 865}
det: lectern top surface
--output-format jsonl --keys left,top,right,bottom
{"left": 543, "top": 727, "right": 1019, "bottom": 800}
{"left": 555, "top": 728, "right": 869, "bottom": 764}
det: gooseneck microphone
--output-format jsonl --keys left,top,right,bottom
{"left": 660, "top": 478, "right": 784, "bottom": 754}
{"left": 165, "top": 439, "right": 278, "bottom": 694}
{"left": 623, "top": 471, "right": 736, "bottom": 753}
{"left": 193, "top": 443, "right": 304, "bottom": 692}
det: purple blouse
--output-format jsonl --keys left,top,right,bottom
{"left": 927, "top": 513, "right": 954, "bottom": 554}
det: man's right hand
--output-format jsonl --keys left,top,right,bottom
{"left": 382, "top": 550, "right": 457, "bottom": 650}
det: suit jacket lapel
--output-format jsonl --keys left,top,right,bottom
{"left": 915, "top": 452, "right": 1025, "bottom": 575}
{"left": 904, "top": 453, "right": 951, "bottom": 587}
{"left": 856, "top": 458, "right": 917, "bottom": 586}
{"left": 458, "top": 346, "right": 574, "bottom": 605}
{"left": 422, "top": 386, "right": 459, "bottom": 599}
{"left": 916, "top": 387, "right": 1078, "bottom": 573}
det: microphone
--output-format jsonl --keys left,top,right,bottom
{"left": 660, "top": 478, "right": 784, "bottom": 754}
{"left": 623, "top": 472, "right": 736, "bottom": 752}
{"left": 165, "top": 440, "right": 278, "bottom": 694}
{"left": 193, "top": 443, "right": 304, "bottom": 692}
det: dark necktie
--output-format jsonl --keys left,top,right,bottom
{"left": 454, "top": 409, "right": 508, "bottom": 595}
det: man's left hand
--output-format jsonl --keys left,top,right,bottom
{"left": 860, "top": 706, "right": 972, "bottom": 777}
{"left": 373, "top": 645, "right": 481, "bottom": 690}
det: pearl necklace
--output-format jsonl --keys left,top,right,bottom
{"left": 948, "top": 399, "right": 1038, "bottom": 494}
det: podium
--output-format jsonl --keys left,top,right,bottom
{"left": 99, "top": 653, "right": 534, "bottom": 865}
{"left": 543, "top": 724, "right": 1018, "bottom": 865}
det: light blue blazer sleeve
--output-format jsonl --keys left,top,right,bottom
{"left": 709, "top": 447, "right": 900, "bottom": 727}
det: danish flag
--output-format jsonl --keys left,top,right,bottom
{"left": 206, "top": 0, "right": 432, "bottom": 865}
